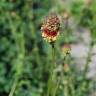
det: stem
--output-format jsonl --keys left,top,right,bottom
{"left": 65, "top": 19, "right": 69, "bottom": 30}
{"left": 52, "top": 78, "right": 60, "bottom": 96}
{"left": 63, "top": 54, "right": 75, "bottom": 96}
{"left": 83, "top": 41, "right": 94, "bottom": 78}
{"left": 9, "top": 78, "right": 18, "bottom": 96}
{"left": 52, "top": 43, "right": 56, "bottom": 67}
{"left": 64, "top": 84, "right": 69, "bottom": 96}
{"left": 47, "top": 43, "right": 55, "bottom": 96}
{"left": 69, "top": 82, "right": 75, "bottom": 96}
{"left": 79, "top": 41, "right": 94, "bottom": 96}
{"left": 8, "top": 16, "right": 25, "bottom": 96}
{"left": 52, "top": 51, "right": 69, "bottom": 96}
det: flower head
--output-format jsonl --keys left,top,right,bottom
{"left": 61, "top": 43, "right": 71, "bottom": 56}
{"left": 41, "top": 13, "right": 60, "bottom": 43}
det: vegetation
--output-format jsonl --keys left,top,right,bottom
{"left": 0, "top": 0, "right": 96, "bottom": 96}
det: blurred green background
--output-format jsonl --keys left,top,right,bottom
{"left": 0, "top": 0, "right": 96, "bottom": 96}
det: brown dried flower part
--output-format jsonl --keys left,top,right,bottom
{"left": 41, "top": 13, "right": 60, "bottom": 43}
{"left": 63, "top": 11, "right": 70, "bottom": 20}
{"left": 85, "top": 0, "right": 92, "bottom": 6}
{"left": 64, "top": 64, "right": 70, "bottom": 72}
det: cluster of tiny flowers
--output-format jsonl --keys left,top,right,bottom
{"left": 61, "top": 44, "right": 71, "bottom": 56}
{"left": 41, "top": 13, "right": 60, "bottom": 43}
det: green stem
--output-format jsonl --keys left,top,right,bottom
{"left": 51, "top": 43, "right": 56, "bottom": 71}
{"left": 64, "top": 84, "right": 69, "bottom": 96}
{"left": 8, "top": 16, "right": 25, "bottom": 96}
{"left": 47, "top": 43, "right": 55, "bottom": 96}
{"left": 79, "top": 41, "right": 94, "bottom": 96}
{"left": 69, "top": 82, "right": 75, "bottom": 96}
{"left": 52, "top": 77, "right": 61, "bottom": 96}
{"left": 9, "top": 78, "right": 18, "bottom": 96}
{"left": 63, "top": 72, "right": 69, "bottom": 96}
{"left": 83, "top": 41, "right": 94, "bottom": 78}
{"left": 52, "top": 53, "right": 68, "bottom": 96}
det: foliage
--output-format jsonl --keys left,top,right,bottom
{"left": 0, "top": 0, "right": 96, "bottom": 96}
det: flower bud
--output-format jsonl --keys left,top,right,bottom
{"left": 61, "top": 43, "right": 71, "bottom": 56}
{"left": 63, "top": 11, "right": 70, "bottom": 20}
